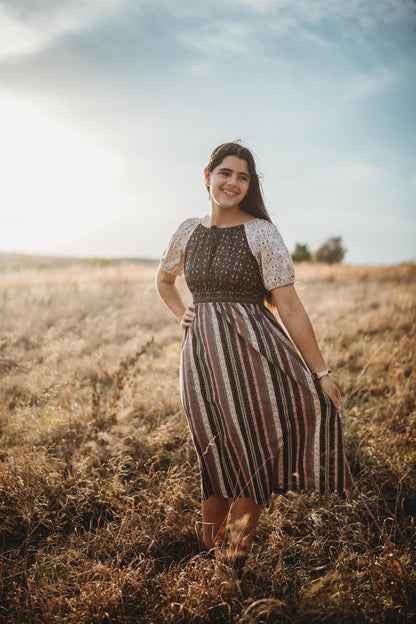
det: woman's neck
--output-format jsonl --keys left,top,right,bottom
{"left": 205, "top": 206, "right": 251, "bottom": 228}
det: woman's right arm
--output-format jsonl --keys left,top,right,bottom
{"left": 155, "top": 265, "right": 195, "bottom": 329}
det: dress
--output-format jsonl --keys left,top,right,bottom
{"left": 160, "top": 217, "right": 351, "bottom": 505}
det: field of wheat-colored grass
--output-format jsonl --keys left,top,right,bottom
{"left": 0, "top": 261, "right": 415, "bottom": 623}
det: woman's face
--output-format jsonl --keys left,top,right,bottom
{"left": 204, "top": 155, "right": 250, "bottom": 211}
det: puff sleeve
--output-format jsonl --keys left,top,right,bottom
{"left": 245, "top": 220, "right": 295, "bottom": 290}
{"left": 160, "top": 218, "right": 199, "bottom": 276}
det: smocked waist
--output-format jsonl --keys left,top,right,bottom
{"left": 193, "top": 292, "right": 264, "bottom": 304}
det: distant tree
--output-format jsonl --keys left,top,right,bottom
{"left": 292, "top": 242, "right": 312, "bottom": 262}
{"left": 315, "top": 237, "right": 346, "bottom": 264}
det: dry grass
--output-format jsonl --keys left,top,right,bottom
{"left": 0, "top": 261, "right": 415, "bottom": 623}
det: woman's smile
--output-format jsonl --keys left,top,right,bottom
{"left": 221, "top": 188, "right": 238, "bottom": 197}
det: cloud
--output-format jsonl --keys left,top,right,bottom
{"left": 237, "top": 0, "right": 410, "bottom": 24}
{"left": 0, "top": 0, "right": 129, "bottom": 62}
{"left": 228, "top": 0, "right": 413, "bottom": 52}
{"left": 180, "top": 21, "right": 250, "bottom": 56}
{"left": 236, "top": 0, "right": 282, "bottom": 13}
{"left": 189, "top": 62, "right": 213, "bottom": 77}
{"left": 340, "top": 67, "right": 397, "bottom": 101}
{"left": 2, "top": 0, "right": 412, "bottom": 69}
{"left": 170, "top": 0, "right": 414, "bottom": 78}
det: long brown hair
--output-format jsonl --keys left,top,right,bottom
{"left": 206, "top": 141, "right": 272, "bottom": 223}
{"left": 206, "top": 141, "right": 277, "bottom": 311}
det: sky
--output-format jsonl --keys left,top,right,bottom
{"left": 0, "top": 0, "right": 415, "bottom": 265}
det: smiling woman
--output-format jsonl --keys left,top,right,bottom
{"left": 0, "top": 96, "right": 125, "bottom": 254}
{"left": 155, "top": 141, "right": 351, "bottom": 574}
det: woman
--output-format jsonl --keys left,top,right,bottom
{"left": 155, "top": 142, "right": 350, "bottom": 570}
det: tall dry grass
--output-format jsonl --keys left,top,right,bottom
{"left": 0, "top": 261, "right": 415, "bottom": 623}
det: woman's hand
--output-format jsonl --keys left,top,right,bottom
{"left": 180, "top": 304, "right": 196, "bottom": 330}
{"left": 318, "top": 375, "right": 342, "bottom": 410}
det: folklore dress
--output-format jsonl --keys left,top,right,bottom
{"left": 160, "top": 217, "right": 351, "bottom": 504}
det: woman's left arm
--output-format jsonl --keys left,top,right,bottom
{"left": 271, "top": 284, "right": 341, "bottom": 409}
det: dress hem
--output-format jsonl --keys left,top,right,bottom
{"left": 201, "top": 486, "right": 350, "bottom": 506}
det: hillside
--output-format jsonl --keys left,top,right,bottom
{"left": 0, "top": 251, "right": 158, "bottom": 271}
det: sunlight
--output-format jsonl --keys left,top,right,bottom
{"left": 0, "top": 95, "right": 126, "bottom": 252}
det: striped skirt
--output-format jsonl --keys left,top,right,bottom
{"left": 180, "top": 301, "right": 351, "bottom": 505}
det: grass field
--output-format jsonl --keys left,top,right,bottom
{"left": 0, "top": 260, "right": 415, "bottom": 623}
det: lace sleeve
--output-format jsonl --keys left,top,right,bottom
{"left": 245, "top": 220, "right": 295, "bottom": 290}
{"left": 160, "top": 218, "right": 200, "bottom": 276}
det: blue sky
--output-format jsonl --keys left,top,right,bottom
{"left": 0, "top": 0, "right": 415, "bottom": 264}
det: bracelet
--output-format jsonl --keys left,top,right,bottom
{"left": 312, "top": 368, "right": 332, "bottom": 380}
